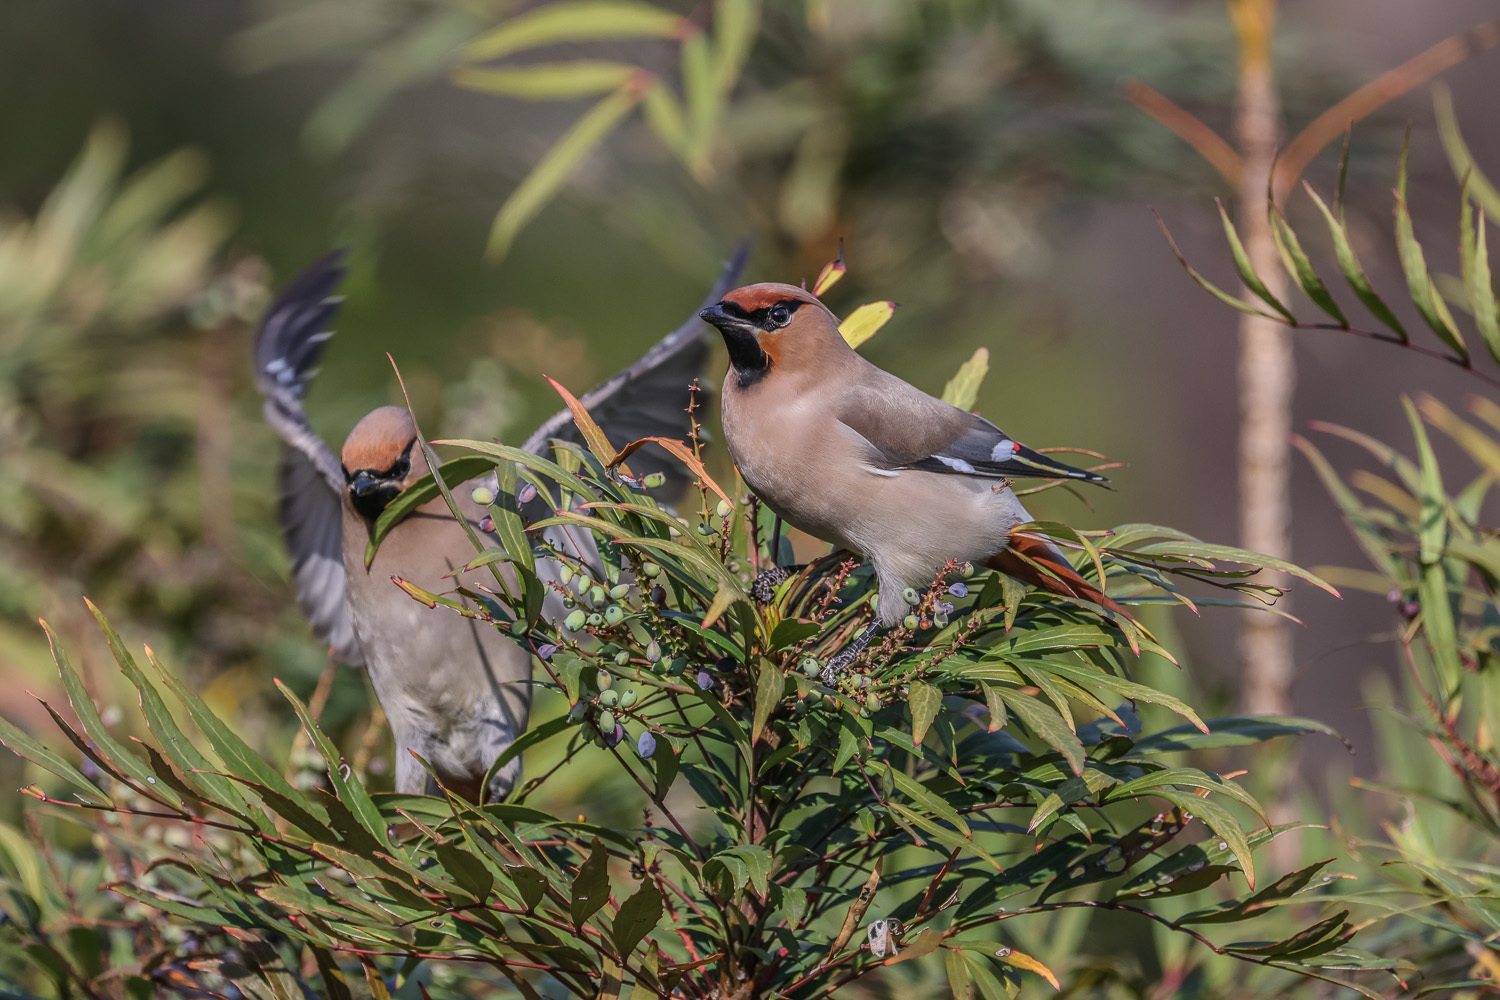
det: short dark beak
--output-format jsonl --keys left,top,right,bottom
{"left": 699, "top": 301, "right": 753, "bottom": 336}
{"left": 349, "top": 470, "right": 380, "bottom": 497}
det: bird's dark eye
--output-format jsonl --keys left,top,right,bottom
{"left": 769, "top": 303, "right": 792, "bottom": 327}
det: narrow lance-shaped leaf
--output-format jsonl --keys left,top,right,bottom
{"left": 451, "top": 60, "right": 638, "bottom": 100}
{"left": 1268, "top": 204, "right": 1347, "bottom": 325}
{"left": 1303, "top": 182, "right": 1408, "bottom": 342}
{"left": 1155, "top": 211, "right": 1278, "bottom": 319}
{"left": 1460, "top": 187, "right": 1500, "bottom": 366}
{"left": 1434, "top": 83, "right": 1500, "bottom": 222}
{"left": 1217, "top": 199, "right": 1295, "bottom": 321}
{"left": 462, "top": 1, "right": 684, "bottom": 63}
{"left": 941, "top": 347, "right": 990, "bottom": 410}
{"left": 486, "top": 84, "right": 643, "bottom": 260}
{"left": 1395, "top": 133, "right": 1469, "bottom": 360}
{"left": 711, "top": 0, "right": 758, "bottom": 96}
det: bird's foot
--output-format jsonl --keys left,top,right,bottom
{"left": 818, "top": 647, "right": 859, "bottom": 685}
{"left": 751, "top": 564, "right": 804, "bottom": 603}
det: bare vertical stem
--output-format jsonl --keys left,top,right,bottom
{"left": 1229, "top": 0, "right": 1295, "bottom": 718}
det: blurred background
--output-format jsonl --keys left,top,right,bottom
{"left": 3, "top": 0, "right": 1500, "bottom": 815}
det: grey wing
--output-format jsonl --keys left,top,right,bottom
{"left": 521, "top": 243, "right": 750, "bottom": 494}
{"left": 900, "top": 413, "right": 1109, "bottom": 483}
{"left": 256, "top": 249, "right": 348, "bottom": 494}
{"left": 255, "top": 249, "right": 364, "bottom": 664}
{"left": 838, "top": 378, "right": 1108, "bottom": 484}
{"left": 278, "top": 450, "right": 364, "bottom": 665}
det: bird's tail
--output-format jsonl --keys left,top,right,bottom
{"left": 985, "top": 531, "right": 1128, "bottom": 619}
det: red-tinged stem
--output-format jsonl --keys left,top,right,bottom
{"left": 1297, "top": 321, "right": 1500, "bottom": 391}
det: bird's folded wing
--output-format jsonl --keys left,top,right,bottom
{"left": 838, "top": 384, "right": 1106, "bottom": 483}
{"left": 255, "top": 249, "right": 363, "bottom": 664}
{"left": 521, "top": 243, "right": 750, "bottom": 494}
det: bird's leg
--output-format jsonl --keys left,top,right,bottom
{"left": 750, "top": 513, "right": 804, "bottom": 602}
{"left": 820, "top": 620, "right": 883, "bottom": 685}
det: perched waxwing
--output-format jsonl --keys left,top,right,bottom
{"left": 256, "top": 247, "right": 746, "bottom": 801}
{"left": 698, "top": 282, "right": 1119, "bottom": 678}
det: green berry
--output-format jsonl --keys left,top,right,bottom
{"left": 598, "top": 710, "right": 616, "bottom": 732}
{"left": 567, "top": 702, "right": 587, "bottom": 723}
{"left": 610, "top": 583, "right": 630, "bottom": 600}
{"left": 933, "top": 613, "right": 949, "bottom": 628}
{"left": 643, "top": 472, "right": 666, "bottom": 489}
{"left": 605, "top": 605, "right": 625, "bottom": 626}
{"left": 614, "top": 650, "right": 630, "bottom": 666}
{"left": 470, "top": 486, "right": 495, "bottom": 507}
{"left": 696, "top": 523, "right": 712, "bottom": 536}
{"left": 801, "top": 658, "right": 821, "bottom": 678}
{"left": 715, "top": 499, "right": 733, "bottom": 519}
{"left": 620, "top": 690, "right": 638, "bottom": 708}
{"left": 563, "top": 597, "right": 577, "bottom": 609}
{"left": 590, "top": 586, "right": 607, "bottom": 608}
{"left": 642, "top": 562, "right": 661, "bottom": 578}
{"left": 564, "top": 610, "right": 587, "bottom": 631}
{"left": 903, "top": 614, "right": 919, "bottom": 630}
{"left": 600, "top": 689, "right": 620, "bottom": 707}
{"left": 865, "top": 693, "right": 881, "bottom": 713}
{"left": 902, "top": 587, "right": 920, "bottom": 606}
{"left": 559, "top": 566, "right": 574, "bottom": 587}
{"left": 646, "top": 640, "right": 662, "bottom": 663}
{"left": 596, "top": 671, "right": 613, "bottom": 691}
{"left": 587, "top": 613, "right": 604, "bottom": 627}
{"left": 651, "top": 658, "right": 671, "bottom": 676}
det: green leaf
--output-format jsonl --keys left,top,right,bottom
{"left": 885, "top": 928, "right": 943, "bottom": 965}
{"left": 486, "top": 85, "right": 643, "bottom": 260}
{"left": 1133, "top": 715, "right": 1346, "bottom": 754}
{"left": 751, "top": 659, "right": 784, "bottom": 745}
{"left": 767, "top": 619, "right": 821, "bottom": 651}
{"left": 1150, "top": 789, "right": 1256, "bottom": 889}
{"left": 1107, "top": 768, "right": 1266, "bottom": 825}
{"left": 1395, "top": 134, "right": 1468, "bottom": 361}
{"left": 612, "top": 882, "right": 663, "bottom": 957}
{"left": 909, "top": 680, "right": 942, "bottom": 746}
{"left": 275, "top": 680, "right": 389, "bottom": 847}
{"left": 0, "top": 714, "right": 107, "bottom": 805}
{"left": 463, "top": 1, "right": 683, "bottom": 63}
{"left": 1217, "top": 199, "right": 1294, "bottom": 321}
{"left": 451, "top": 60, "right": 638, "bottom": 99}
{"left": 41, "top": 621, "right": 182, "bottom": 808}
{"left": 1177, "top": 859, "right": 1336, "bottom": 925}
{"left": 994, "top": 688, "right": 1085, "bottom": 776}
{"left": 1156, "top": 211, "right": 1277, "bottom": 319}
{"left": 1303, "top": 182, "right": 1408, "bottom": 341}
{"left": 720, "top": 845, "right": 772, "bottom": 896}
{"left": 365, "top": 456, "right": 496, "bottom": 567}
{"left": 1434, "top": 82, "right": 1500, "bottom": 221}
{"left": 885, "top": 764, "right": 970, "bottom": 838}
{"left": 941, "top": 347, "right": 990, "bottom": 410}
{"left": 1269, "top": 205, "right": 1347, "bottom": 325}
{"left": 570, "top": 838, "right": 611, "bottom": 928}
{"left": 1460, "top": 192, "right": 1500, "bottom": 366}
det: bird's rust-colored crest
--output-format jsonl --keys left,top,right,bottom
{"left": 342, "top": 405, "right": 418, "bottom": 472}
{"left": 720, "top": 282, "right": 822, "bottom": 312}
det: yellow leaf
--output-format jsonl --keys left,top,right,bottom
{"left": 1000, "top": 948, "right": 1060, "bottom": 990}
{"left": 940, "top": 347, "right": 989, "bottom": 410}
{"left": 839, "top": 300, "right": 896, "bottom": 347}
{"left": 813, "top": 241, "right": 846, "bottom": 296}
